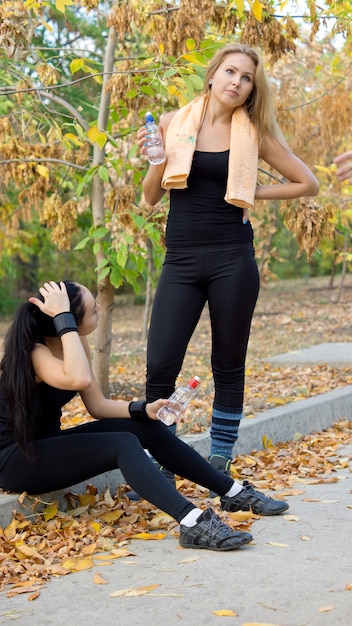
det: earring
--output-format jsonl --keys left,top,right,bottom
{"left": 209, "top": 79, "right": 213, "bottom": 85}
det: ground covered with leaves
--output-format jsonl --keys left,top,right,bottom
{"left": 1, "top": 276, "right": 352, "bottom": 600}
{"left": 1, "top": 420, "right": 352, "bottom": 601}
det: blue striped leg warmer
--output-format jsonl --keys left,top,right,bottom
{"left": 210, "top": 403, "right": 243, "bottom": 459}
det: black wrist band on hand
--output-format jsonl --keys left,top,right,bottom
{"left": 129, "top": 400, "right": 149, "bottom": 421}
{"left": 53, "top": 312, "right": 78, "bottom": 338}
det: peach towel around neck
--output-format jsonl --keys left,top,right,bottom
{"left": 161, "top": 94, "right": 258, "bottom": 210}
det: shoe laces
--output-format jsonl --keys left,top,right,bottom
{"left": 203, "top": 511, "right": 234, "bottom": 539}
{"left": 243, "top": 481, "right": 272, "bottom": 502}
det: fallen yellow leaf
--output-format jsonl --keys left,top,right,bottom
{"left": 126, "top": 584, "right": 160, "bottom": 597}
{"left": 28, "top": 591, "right": 40, "bottom": 601}
{"left": 110, "top": 587, "right": 133, "bottom": 597}
{"left": 15, "top": 544, "right": 44, "bottom": 561}
{"left": 229, "top": 510, "right": 259, "bottom": 521}
{"left": 62, "top": 557, "right": 94, "bottom": 572}
{"left": 110, "top": 548, "right": 137, "bottom": 558}
{"left": 131, "top": 532, "right": 166, "bottom": 540}
{"left": 178, "top": 555, "right": 202, "bottom": 564}
{"left": 266, "top": 542, "right": 290, "bottom": 547}
{"left": 93, "top": 572, "right": 108, "bottom": 585}
{"left": 149, "top": 512, "right": 173, "bottom": 527}
{"left": 213, "top": 609, "right": 237, "bottom": 616}
{"left": 7, "top": 585, "right": 43, "bottom": 598}
{"left": 345, "top": 583, "right": 352, "bottom": 590}
{"left": 110, "top": 584, "right": 160, "bottom": 597}
{"left": 283, "top": 514, "right": 300, "bottom": 521}
{"left": 242, "top": 623, "right": 282, "bottom": 626}
{"left": 318, "top": 604, "right": 335, "bottom": 612}
{"left": 82, "top": 543, "right": 97, "bottom": 556}
{"left": 99, "top": 509, "right": 125, "bottom": 523}
{"left": 43, "top": 501, "right": 59, "bottom": 522}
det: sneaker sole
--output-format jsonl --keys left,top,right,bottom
{"left": 221, "top": 500, "right": 290, "bottom": 516}
{"left": 179, "top": 534, "right": 253, "bottom": 551}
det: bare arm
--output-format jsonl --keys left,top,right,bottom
{"left": 334, "top": 150, "right": 352, "bottom": 183}
{"left": 79, "top": 338, "right": 168, "bottom": 420}
{"left": 30, "top": 282, "right": 92, "bottom": 390}
{"left": 137, "top": 110, "right": 177, "bottom": 206}
{"left": 256, "top": 136, "right": 319, "bottom": 201}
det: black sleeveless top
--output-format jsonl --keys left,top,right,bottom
{"left": 166, "top": 150, "right": 254, "bottom": 248}
{"left": 0, "top": 379, "right": 76, "bottom": 470}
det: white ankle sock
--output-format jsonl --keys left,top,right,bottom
{"left": 225, "top": 481, "right": 243, "bottom": 498}
{"left": 180, "top": 507, "right": 203, "bottom": 527}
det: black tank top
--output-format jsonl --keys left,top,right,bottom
{"left": 166, "top": 150, "right": 254, "bottom": 248}
{"left": 0, "top": 379, "right": 76, "bottom": 469}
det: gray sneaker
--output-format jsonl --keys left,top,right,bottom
{"left": 221, "top": 481, "right": 289, "bottom": 516}
{"left": 208, "top": 454, "right": 232, "bottom": 498}
{"left": 179, "top": 507, "right": 253, "bottom": 551}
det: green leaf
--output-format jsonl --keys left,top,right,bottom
{"left": 98, "top": 165, "right": 109, "bottom": 182}
{"left": 96, "top": 258, "right": 109, "bottom": 270}
{"left": 97, "top": 266, "right": 110, "bottom": 280}
{"left": 70, "top": 58, "right": 84, "bottom": 74}
{"left": 164, "top": 68, "right": 179, "bottom": 78}
{"left": 126, "top": 88, "right": 138, "bottom": 99}
{"left": 186, "top": 38, "right": 196, "bottom": 51}
{"left": 116, "top": 245, "right": 128, "bottom": 268}
{"left": 182, "top": 52, "right": 209, "bottom": 67}
{"left": 74, "top": 236, "right": 90, "bottom": 250}
{"left": 110, "top": 267, "right": 124, "bottom": 289}
{"left": 187, "top": 73, "right": 205, "bottom": 90}
{"left": 180, "top": 74, "right": 195, "bottom": 100}
{"left": 93, "top": 226, "right": 108, "bottom": 240}
{"left": 141, "top": 85, "right": 156, "bottom": 96}
{"left": 130, "top": 213, "right": 146, "bottom": 229}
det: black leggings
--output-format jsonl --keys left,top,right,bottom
{"left": 0, "top": 419, "right": 233, "bottom": 523}
{"left": 146, "top": 243, "right": 260, "bottom": 407}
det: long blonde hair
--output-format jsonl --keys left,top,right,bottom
{"left": 204, "top": 43, "right": 288, "bottom": 150}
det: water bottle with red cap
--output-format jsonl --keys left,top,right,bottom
{"left": 157, "top": 376, "right": 201, "bottom": 426}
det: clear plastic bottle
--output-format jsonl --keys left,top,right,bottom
{"left": 157, "top": 376, "right": 201, "bottom": 426}
{"left": 145, "top": 111, "right": 166, "bottom": 165}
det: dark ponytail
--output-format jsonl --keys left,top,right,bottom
{"left": 0, "top": 280, "right": 84, "bottom": 459}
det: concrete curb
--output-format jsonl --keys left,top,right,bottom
{"left": 1, "top": 384, "right": 352, "bottom": 529}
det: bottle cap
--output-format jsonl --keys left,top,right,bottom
{"left": 145, "top": 112, "right": 154, "bottom": 123}
{"left": 188, "top": 376, "right": 201, "bottom": 389}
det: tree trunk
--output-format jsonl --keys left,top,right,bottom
{"left": 91, "top": 25, "right": 118, "bottom": 395}
{"left": 331, "top": 233, "right": 348, "bottom": 304}
{"left": 257, "top": 201, "right": 279, "bottom": 277}
{"left": 94, "top": 278, "right": 115, "bottom": 396}
{"left": 328, "top": 233, "right": 337, "bottom": 289}
{"left": 141, "top": 238, "right": 153, "bottom": 342}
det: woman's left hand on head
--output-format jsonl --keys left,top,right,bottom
{"left": 28, "top": 281, "right": 71, "bottom": 317}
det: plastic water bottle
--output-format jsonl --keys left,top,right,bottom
{"left": 157, "top": 376, "right": 201, "bottom": 426}
{"left": 145, "top": 112, "right": 166, "bottom": 165}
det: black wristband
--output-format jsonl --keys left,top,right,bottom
{"left": 129, "top": 400, "right": 149, "bottom": 421}
{"left": 53, "top": 312, "right": 78, "bottom": 338}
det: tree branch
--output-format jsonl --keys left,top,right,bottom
{"left": 37, "top": 90, "right": 89, "bottom": 131}
{"left": 0, "top": 158, "right": 87, "bottom": 171}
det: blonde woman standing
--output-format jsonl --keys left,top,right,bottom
{"left": 137, "top": 43, "right": 319, "bottom": 491}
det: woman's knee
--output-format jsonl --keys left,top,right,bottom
{"left": 114, "top": 431, "right": 141, "bottom": 448}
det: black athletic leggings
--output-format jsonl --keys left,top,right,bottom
{"left": 146, "top": 243, "right": 260, "bottom": 407}
{"left": 0, "top": 418, "right": 233, "bottom": 523}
